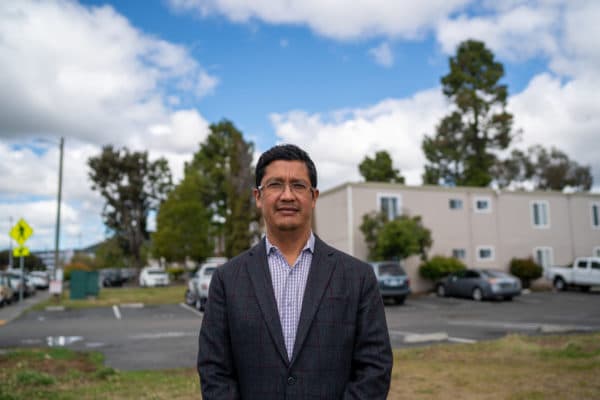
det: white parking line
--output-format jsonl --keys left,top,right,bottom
{"left": 112, "top": 305, "right": 122, "bottom": 320}
{"left": 180, "top": 302, "right": 203, "bottom": 317}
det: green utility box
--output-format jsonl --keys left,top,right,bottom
{"left": 70, "top": 270, "right": 100, "bottom": 300}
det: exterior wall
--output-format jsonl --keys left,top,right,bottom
{"left": 314, "top": 185, "right": 350, "bottom": 254}
{"left": 314, "top": 182, "right": 600, "bottom": 293}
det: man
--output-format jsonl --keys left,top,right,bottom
{"left": 197, "top": 144, "right": 392, "bottom": 399}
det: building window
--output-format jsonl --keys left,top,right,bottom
{"left": 534, "top": 247, "right": 553, "bottom": 269}
{"left": 449, "top": 199, "right": 463, "bottom": 210}
{"left": 377, "top": 194, "right": 402, "bottom": 221}
{"left": 452, "top": 249, "right": 466, "bottom": 260}
{"left": 592, "top": 202, "right": 600, "bottom": 229}
{"left": 473, "top": 197, "right": 491, "bottom": 213}
{"left": 531, "top": 201, "right": 550, "bottom": 228}
{"left": 476, "top": 246, "right": 494, "bottom": 261}
{"left": 594, "top": 247, "right": 600, "bottom": 258}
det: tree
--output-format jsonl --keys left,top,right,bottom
{"left": 360, "top": 212, "right": 432, "bottom": 261}
{"left": 93, "top": 236, "right": 128, "bottom": 269}
{"left": 423, "top": 39, "right": 514, "bottom": 187}
{"left": 359, "top": 151, "right": 405, "bottom": 183}
{"left": 88, "top": 146, "right": 173, "bottom": 269}
{"left": 494, "top": 145, "right": 592, "bottom": 191}
{"left": 0, "top": 250, "right": 46, "bottom": 270}
{"left": 184, "top": 120, "right": 258, "bottom": 258}
{"left": 152, "top": 174, "right": 213, "bottom": 263}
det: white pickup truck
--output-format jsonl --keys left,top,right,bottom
{"left": 546, "top": 257, "right": 600, "bottom": 291}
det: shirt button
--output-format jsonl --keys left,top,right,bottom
{"left": 287, "top": 376, "right": 296, "bottom": 385}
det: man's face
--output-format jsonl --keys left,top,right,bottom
{"left": 254, "top": 160, "right": 319, "bottom": 235}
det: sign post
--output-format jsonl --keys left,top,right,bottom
{"left": 9, "top": 218, "right": 33, "bottom": 302}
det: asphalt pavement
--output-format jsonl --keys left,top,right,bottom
{"left": 0, "top": 288, "right": 52, "bottom": 326}
{"left": 1, "top": 289, "right": 599, "bottom": 371}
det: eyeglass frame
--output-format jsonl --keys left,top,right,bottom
{"left": 256, "top": 179, "right": 316, "bottom": 196}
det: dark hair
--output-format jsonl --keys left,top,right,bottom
{"left": 255, "top": 144, "right": 317, "bottom": 188}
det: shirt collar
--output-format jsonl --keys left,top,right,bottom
{"left": 265, "top": 231, "right": 315, "bottom": 255}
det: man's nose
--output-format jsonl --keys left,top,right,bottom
{"left": 280, "top": 183, "right": 295, "bottom": 199}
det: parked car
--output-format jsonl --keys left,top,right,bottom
{"left": 0, "top": 272, "right": 14, "bottom": 306}
{"left": 368, "top": 261, "right": 411, "bottom": 304}
{"left": 99, "top": 268, "right": 127, "bottom": 287}
{"left": 185, "top": 258, "right": 227, "bottom": 311}
{"left": 139, "top": 267, "right": 170, "bottom": 287}
{"left": 28, "top": 271, "right": 50, "bottom": 289}
{"left": 546, "top": 257, "right": 600, "bottom": 291}
{"left": 5, "top": 270, "right": 36, "bottom": 299}
{"left": 436, "top": 269, "right": 522, "bottom": 301}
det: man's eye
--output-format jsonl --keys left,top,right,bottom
{"left": 267, "top": 182, "right": 284, "bottom": 190}
{"left": 292, "top": 182, "right": 308, "bottom": 190}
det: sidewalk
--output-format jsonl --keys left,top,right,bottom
{"left": 0, "top": 289, "right": 52, "bottom": 326}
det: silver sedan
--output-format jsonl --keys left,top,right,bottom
{"left": 436, "top": 269, "right": 522, "bottom": 301}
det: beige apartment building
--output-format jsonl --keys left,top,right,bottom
{"left": 314, "top": 182, "right": 600, "bottom": 292}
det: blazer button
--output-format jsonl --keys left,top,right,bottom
{"left": 287, "top": 376, "right": 296, "bottom": 385}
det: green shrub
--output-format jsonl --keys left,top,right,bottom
{"left": 419, "top": 255, "right": 466, "bottom": 281}
{"left": 167, "top": 266, "right": 185, "bottom": 282}
{"left": 510, "top": 257, "right": 542, "bottom": 288}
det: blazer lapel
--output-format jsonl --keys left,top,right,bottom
{"left": 290, "top": 237, "right": 337, "bottom": 365}
{"left": 246, "top": 239, "right": 289, "bottom": 365}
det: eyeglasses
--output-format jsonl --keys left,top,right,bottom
{"left": 257, "top": 180, "right": 314, "bottom": 196}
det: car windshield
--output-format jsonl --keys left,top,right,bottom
{"left": 204, "top": 267, "right": 216, "bottom": 276}
{"left": 378, "top": 263, "right": 405, "bottom": 277}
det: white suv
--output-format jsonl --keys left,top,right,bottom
{"left": 139, "top": 267, "right": 170, "bottom": 287}
{"left": 185, "top": 258, "right": 226, "bottom": 311}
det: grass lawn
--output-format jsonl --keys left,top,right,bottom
{"left": 1, "top": 332, "right": 599, "bottom": 399}
{"left": 32, "top": 285, "right": 186, "bottom": 311}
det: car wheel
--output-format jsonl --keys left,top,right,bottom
{"left": 184, "top": 290, "right": 195, "bottom": 306}
{"left": 394, "top": 296, "right": 406, "bottom": 305}
{"left": 436, "top": 284, "right": 446, "bottom": 297}
{"left": 503, "top": 296, "right": 513, "bottom": 301}
{"left": 472, "top": 287, "right": 483, "bottom": 301}
{"left": 554, "top": 277, "right": 566, "bottom": 291}
{"left": 579, "top": 285, "right": 591, "bottom": 292}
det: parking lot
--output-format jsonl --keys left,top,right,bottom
{"left": 0, "top": 290, "right": 599, "bottom": 370}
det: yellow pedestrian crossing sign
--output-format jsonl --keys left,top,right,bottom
{"left": 10, "top": 218, "right": 33, "bottom": 246}
{"left": 13, "top": 246, "right": 30, "bottom": 257}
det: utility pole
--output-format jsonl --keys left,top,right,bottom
{"left": 8, "top": 216, "right": 13, "bottom": 269}
{"left": 54, "top": 137, "right": 64, "bottom": 279}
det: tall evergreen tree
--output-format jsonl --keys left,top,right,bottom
{"left": 422, "top": 40, "right": 514, "bottom": 187}
{"left": 187, "top": 120, "right": 258, "bottom": 258}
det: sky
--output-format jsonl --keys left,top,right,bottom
{"left": 1, "top": 0, "right": 599, "bottom": 252}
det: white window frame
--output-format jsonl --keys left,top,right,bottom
{"left": 452, "top": 248, "right": 466, "bottom": 260}
{"left": 533, "top": 246, "right": 554, "bottom": 269}
{"left": 591, "top": 202, "right": 600, "bottom": 230}
{"left": 530, "top": 200, "right": 550, "bottom": 229}
{"left": 376, "top": 193, "right": 402, "bottom": 221}
{"left": 473, "top": 196, "right": 492, "bottom": 214}
{"left": 593, "top": 246, "right": 600, "bottom": 258}
{"left": 476, "top": 246, "right": 495, "bottom": 262}
{"left": 449, "top": 198, "right": 463, "bottom": 210}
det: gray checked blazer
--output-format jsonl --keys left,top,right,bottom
{"left": 197, "top": 236, "right": 392, "bottom": 399}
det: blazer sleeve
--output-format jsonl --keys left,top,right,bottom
{"left": 197, "top": 267, "right": 241, "bottom": 400}
{"left": 343, "top": 265, "right": 393, "bottom": 399}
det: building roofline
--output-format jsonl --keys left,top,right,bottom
{"left": 319, "top": 181, "right": 600, "bottom": 198}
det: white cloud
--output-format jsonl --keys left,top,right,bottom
{"left": 0, "top": 0, "right": 216, "bottom": 151}
{"left": 0, "top": 0, "right": 214, "bottom": 251}
{"left": 368, "top": 42, "right": 394, "bottom": 67}
{"left": 270, "top": 89, "right": 448, "bottom": 190}
{"left": 509, "top": 73, "right": 600, "bottom": 183}
{"left": 168, "top": 0, "right": 472, "bottom": 40}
